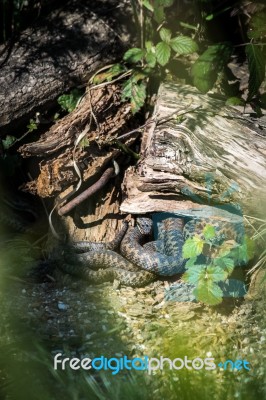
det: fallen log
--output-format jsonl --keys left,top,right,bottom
{"left": 120, "top": 82, "right": 266, "bottom": 218}
{"left": 0, "top": 0, "right": 132, "bottom": 135}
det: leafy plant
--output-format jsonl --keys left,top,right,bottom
{"left": 57, "top": 88, "right": 83, "bottom": 113}
{"left": 92, "top": 1, "right": 266, "bottom": 116}
{"left": 182, "top": 223, "right": 255, "bottom": 306}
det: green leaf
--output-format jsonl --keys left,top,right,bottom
{"left": 205, "top": 14, "right": 213, "bottom": 21}
{"left": 191, "top": 44, "right": 232, "bottom": 93}
{"left": 182, "top": 236, "right": 205, "bottom": 258}
{"left": 123, "top": 48, "right": 145, "bottom": 63}
{"left": 156, "top": 0, "right": 174, "bottom": 7}
{"left": 235, "top": 236, "right": 255, "bottom": 264}
{"left": 92, "top": 64, "right": 126, "bottom": 84}
{"left": 213, "top": 257, "right": 235, "bottom": 275}
{"left": 154, "top": 5, "right": 165, "bottom": 23}
{"left": 2, "top": 135, "right": 17, "bottom": 149}
{"left": 170, "top": 36, "right": 198, "bottom": 54}
{"left": 143, "top": 0, "right": 154, "bottom": 12}
{"left": 155, "top": 41, "right": 171, "bottom": 66}
{"left": 206, "top": 264, "right": 228, "bottom": 281}
{"left": 145, "top": 41, "right": 153, "bottom": 52}
{"left": 248, "top": 10, "right": 266, "bottom": 40}
{"left": 159, "top": 27, "right": 172, "bottom": 44}
{"left": 203, "top": 224, "right": 216, "bottom": 240}
{"left": 185, "top": 256, "right": 197, "bottom": 268}
{"left": 246, "top": 44, "right": 265, "bottom": 101}
{"left": 194, "top": 281, "right": 223, "bottom": 305}
{"left": 145, "top": 52, "right": 157, "bottom": 68}
{"left": 122, "top": 79, "right": 147, "bottom": 114}
{"left": 27, "top": 119, "right": 38, "bottom": 132}
{"left": 225, "top": 97, "right": 245, "bottom": 106}
{"left": 58, "top": 89, "right": 83, "bottom": 113}
{"left": 183, "top": 264, "right": 206, "bottom": 284}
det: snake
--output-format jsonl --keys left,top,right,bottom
{"left": 58, "top": 215, "right": 245, "bottom": 287}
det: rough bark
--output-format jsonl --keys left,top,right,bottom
{"left": 120, "top": 82, "right": 266, "bottom": 217}
{"left": 0, "top": 0, "right": 133, "bottom": 135}
{"left": 19, "top": 83, "right": 136, "bottom": 198}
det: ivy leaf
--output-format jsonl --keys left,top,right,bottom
{"left": 191, "top": 44, "right": 232, "bottom": 93}
{"left": 143, "top": 0, "right": 154, "bottom": 12}
{"left": 182, "top": 236, "right": 204, "bottom": 258}
{"left": 183, "top": 264, "right": 206, "bottom": 284}
{"left": 123, "top": 48, "right": 145, "bottom": 63}
{"left": 194, "top": 281, "right": 223, "bottom": 306}
{"left": 245, "top": 44, "right": 265, "bottom": 101}
{"left": 203, "top": 224, "right": 216, "bottom": 240}
{"left": 170, "top": 36, "right": 198, "bottom": 55}
{"left": 145, "top": 52, "right": 157, "bottom": 68}
{"left": 155, "top": 41, "right": 171, "bottom": 66}
{"left": 159, "top": 27, "right": 172, "bottom": 44}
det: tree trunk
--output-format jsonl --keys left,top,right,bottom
{"left": 121, "top": 82, "right": 266, "bottom": 218}
{"left": 0, "top": 0, "right": 133, "bottom": 135}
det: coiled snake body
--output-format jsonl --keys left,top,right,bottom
{"left": 58, "top": 216, "right": 243, "bottom": 287}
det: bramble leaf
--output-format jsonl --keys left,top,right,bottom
{"left": 191, "top": 44, "right": 231, "bottom": 93}
{"left": 235, "top": 235, "right": 255, "bottom": 264}
{"left": 123, "top": 48, "right": 145, "bottom": 63}
{"left": 246, "top": 44, "right": 265, "bottom": 101}
{"left": 154, "top": 5, "right": 165, "bottom": 23}
{"left": 122, "top": 79, "right": 147, "bottom": 114}
{"left": 185, "top": 256, "right": 197, "bottom": 268}
{"left": 213, "top": 257, "right": 235, "bottom": 275}
{"left": 206, "top": 264, "right": 228, "bottom": 281}
{"left": 146, "top": 52, "right": 157, "bottom": 68}
{"left": 143, "top": 0, "right": 154, "bottom": 12}
{"left": 170, "top": 36, "right": 198, "bottom": 54}
{"left": 203, "top": 224, "right": 216, "bottom": 240}
{"left": 182, "top": 236, "right": 204, "bottom": 258}
{"left": 194, "top": 281, "right": 223, "bottom": 305}
{"left": 155, "top": 41, "right": 171, "bottom": 66}
{"left": 159, "top": 27, "right": 172, "bottom": 44}
{"left": 248, "top": 10, "right": 266, "bottom": 40}
{"left": 183, "top": 265, "right": 206, "bottom": 284}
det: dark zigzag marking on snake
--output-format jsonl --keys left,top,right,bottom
{"left": 120, "top": 217, "right": 186, "bottom": 276}
{"left": 59, "top": 250, "right": 156, "bottom": 287}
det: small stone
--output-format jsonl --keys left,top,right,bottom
{"left": 57, "top": 301, "right": 69, "bottom": 311}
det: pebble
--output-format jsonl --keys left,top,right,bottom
{"left": 57, "top": 301, "right": 69, "bottom": 311}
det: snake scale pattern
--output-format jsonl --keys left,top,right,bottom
{"left": 58, "top": 216, "right": 244, "bottom": 287}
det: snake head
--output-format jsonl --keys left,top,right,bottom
{"left": 136, "top": 217, "right": 153, "bottom": 235}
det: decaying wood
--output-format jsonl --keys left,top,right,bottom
{"left": 19, "top": 84, "right": 137, "bottom": 198}
{"left": 121, "top": 82, "right": 266, "bottom": 216}
{"left": 0, "top": 0, "right": 132, "bottom": 134}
